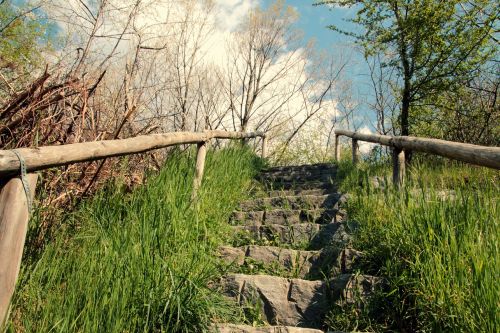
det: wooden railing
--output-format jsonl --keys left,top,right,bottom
{"left": 334, "top": 129, "right": 500, "bottom": 186}
{"left": 0, "top": 130, "right": 266, "bottom": 327}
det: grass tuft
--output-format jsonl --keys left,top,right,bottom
{"left": 327, "top": 158, "right": 499, "bottom": 332}
{"left": 9, "top": 146, "right": 263, "bottom": 333}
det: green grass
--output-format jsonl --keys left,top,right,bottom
{"left": 326, "top": 157, "right": 499, "bottom": 332}
{"left": 8, "top": 146, "right": 263, "bottom": 332}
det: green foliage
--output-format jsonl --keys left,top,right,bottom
{"left": 330, "top": 158, "right": 499, "bottom": 332}
{"left": 239, "top": 289, "right": 268, "bottom": 327}
{"left": 316, "top": 0, "right": 498, "bottom": 136}
{"left": 9, "top": 146, "right": 263, "bottom": 332}
{"left": 411, "top": 68, "right": 500, "bottom": 145}
{"left": 326, "top": 282, "right": 387, "bottom": 332}
{"left": 0, "top": 1, "right": 48, "bottom": 71}
{"left": 236, "top": 258, "right": 291, "bottom": 278}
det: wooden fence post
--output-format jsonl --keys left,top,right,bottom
{"left": 0, "top": 174, "right": 38, "bottom": 328}
{"left": 192, "top": 141, "right": 207, "bottom": 199}
{"left": 334, "top": 135, "right": 341, "bottom": 161}
{"left": 392, "top": 148, "right": 405, "bottom": 187}
{"left": 261, "top": 136, "right": 267, "bottom": 159}
{"left": 352, "top": 139, "right": 360, "bottom": 165}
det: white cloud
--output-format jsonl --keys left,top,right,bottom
{"left": 213, "top": 0, "right": 259, "bottom": 31}
{"left": 358, "top": 126, "right": 376, "bottom": 154}
{"left": 199, "top": 0, "right": 259, "bottom": 67}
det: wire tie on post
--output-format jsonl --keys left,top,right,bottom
{"left": 11, "top": 150, "right": 33, "bottom": 215}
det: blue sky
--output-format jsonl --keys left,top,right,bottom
{"left": 262, "top": 0, "right": 375, "bottom": 130}
{"left": 277, "top": 1, "right": 357, "bottom": 48}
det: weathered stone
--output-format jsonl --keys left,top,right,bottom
{"left": 231, "top": 209, "right": 336, "bottom": 227}
{"left": 287, "top": 278, "right": 328, "bottom": 320}
{"left": 260, "top": 167, "right": 335, "bottom": 177}
{"left": 265, "top": 189, "right": 334, "bottom": 198}
{"left": 219, "top": 245, "right": 324, "bottom": 278}
{"left": 232, "top": 225, "right": 261, "bottom": 241}
{"left": 294, "top": 195, "right": 340, "bottom": 210}
{"left": 260, "top": 164, "right": 336, "bottom": 183}
{"left": 308, "top": 223, "right": 342, "bottom": 250}
{"left": 246, "top": 245, "right": 295, "bottom": 270}
{"left": 315, "top": 247, "right": 363, "bottom": 277}
{"left": 298, "top": 209, "right": 336, "bottom": 224}
{"left": 339, "top": 248, "right": 363, "bottom": 273}
{"left": 327, "top": 224, "right": 353, "bottom": 248}
{"left": 264, "top": 209, "right": 302, "bottom": 225}
{"left": 330, "top": 274, "right": 382, "bottom": 305}
{"left": 260, "top": 170, "right": 336, "bottom": 181}
{"left": 221, "top": 274, "right": 329, "bottom": 327}
{"left": 293, "top": 250, "right": 324, "bottom": 278}
{"left": 263, "top": 209, "right": 336, "bottom": 225}
{"left": 239, "top": 194, "right": 341, "bottom": 212}
{"left": 232, "top": 211, "right": 265, "bottom": 225}
{"left": 261, "top": 223, "right": 321, "bottom": 245}
{"left": 219, "top": 246, "right": 246, "bottom": 266}
{"left": 336, "top": 193, "right": 350, "bottom": 207}
{"left": 264, "top": 181, "right": 335, "bottom": 191}
{"left": 333, "top": 210, "right": 347, "bottom": 223}
{"left": 232, "top": 222, "right": 351, "bottom": 248}
{"left": 212, "top": 324, "right": 324, "bottom": 333}
{"left": 261, "top": 163, "right": 335, "bottom": 174}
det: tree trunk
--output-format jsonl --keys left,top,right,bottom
{"left": 401, "top": 89, "right": 410, "bottom": 137}
{"left": 401, "top": 80, "right": 412, "bottom": 163}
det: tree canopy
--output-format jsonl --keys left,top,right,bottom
{"left": 0, "top": 0, "right": 48, "bottom": 72}
{"left": 316, "top": 0, "right": 498, "bottom": 138}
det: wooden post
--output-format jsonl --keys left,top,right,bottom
{"left": 334, "top": 135, "right": 341, "bottom": 161}
{"left": 261, "top": 136, "right": 267, "bottom": 159}
{"left": 352, "top": 139, "right": 360, "bottom": 165}
{"left": 0, "top": 174, "right": 38, "bottom": 328}
{"left": 392, "top": 148, "right": 405, "bottom": 187}
{"left": 192, "top": 141, "right": 207, "bottom": 199}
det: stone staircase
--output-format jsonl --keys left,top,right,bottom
{"left": 213, "top": 163, "right": 378, "bottom": 333}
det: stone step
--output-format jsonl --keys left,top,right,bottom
{"left": 264, "top": 189, "right": 335, "bottom": 198}
{"left": 231, "top": 222, "right": 345, "bottom": 249}
{"left": 263, "top": 178, "right": 335, "bottom": 191}
{"left": 260, "top": 168, "right": 335, "bottom": 179}
{"left": 213, "top": 324, "right": 324, "bottom": 332}
{"left": 219, "top": 274, "right": 381, "bottom": 329}
{"left": 220, "top": 274, "right": 329, "bottom": 328}
{"left": 263, "top": 163, "right": 335, "bottom": 174}
{"left": 238, "top": 194, "right": 343, "bottom": 212}
{"left": 231, "top": 209, "right": 341, "bottom": 226}
{"left": 259, "top": 172, "right": 336, "bottom": 184}
{"left": 218, "top": 245, "right": 363, "bottom": 279}
{"left": 218, "top": 245, "right": 322, "bottom": 279}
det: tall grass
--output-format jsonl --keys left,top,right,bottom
{"left": 327, "top": 158, "right": 499, "bottom": 332}
{"left": 8, "top": 146, "right": 262, "bottom": 332}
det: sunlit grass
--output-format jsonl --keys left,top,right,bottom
{"left": 328, "top": 157, "right": 499, "bottom": 332}
{"left": 9, "top": 146, "right": 263, "bottom": 332}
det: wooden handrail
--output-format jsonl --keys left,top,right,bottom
{"left": 335, "top": 129, "right": 500, "bottom": 170}
{"left": 335, "top": 129, "right": 500, "bottom": 189}
{"left": 0, "top": 129, "right": 266, "bottom": 327}
{"left": 0, "top": 130, "right": 265, "bottom": 176}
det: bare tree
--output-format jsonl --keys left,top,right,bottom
{"left": 223, "top": 0, "right": 304, "bottom": 133}
{"left": 275, "top": 54, "right": 348, "bottom": 160}
{"left": 366, "top": 52, "right": 398, "bottom": 135}
{"left": 159, "top": 0, "right": 215, "bottom": 132}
